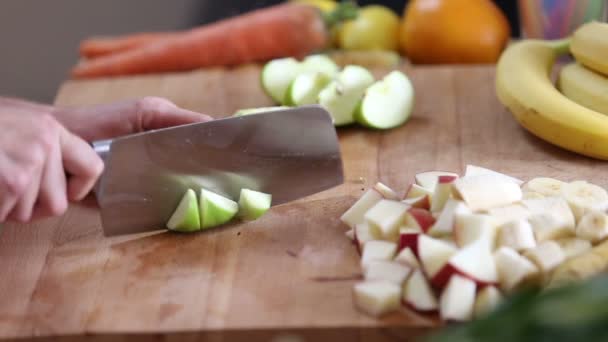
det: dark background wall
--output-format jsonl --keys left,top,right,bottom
{"left": 0, "top": 0, "right": 520, "bottom": 104}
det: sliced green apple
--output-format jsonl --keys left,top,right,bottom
{"left": 238, "top": 188, "right": 272, "bottom": 220}
{"left": 284, "top": 72, "right": 331, "bottom": 106}
{"left": 166, "top": 189, "right": 201, "bottom": 232}
{"left": 302, "top": 54, "right": 339, "bottom": 77}
{"left": 261, "top": 57, "right": 303, "bottom": 104}
{"left": 199, "top": 189, "right": 239, "bottom": 229}
{"left": 355, "top": 71, "right": 414, "bottom": 129}
{"left": 233, "top": 106, "right": 288, "bottom": 116}
{"left": 318, "top": 65, "right": 375, "bottom": 126}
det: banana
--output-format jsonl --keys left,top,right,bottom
{"left": 570, "top": 21, "right": 608, "bottom": 77}
{"left": 561, "top": 180, "right": 608, "bottom": 222}
{"left": 521, "top": 177, "right": 566, "bottom": 197}
{"left": 558, "top": 62, "right": 608, "bottom": 115}
{"left": 495, "top": 38, "right": 608, "bottom": 160}
{"left": 575, "top": 210, "right": 608, "bottom": 244}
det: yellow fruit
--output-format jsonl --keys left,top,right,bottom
{"left": 292, "top": 0, "right": 337, "bottom": 13}
{"left": 558, "top": 62, "right": 608, "bottom": 116}
{"left": 570, "top": 21, "right": 608, "bottom": 77}
{"left": 337, "top": 5, "right": 401, "bottom": 52}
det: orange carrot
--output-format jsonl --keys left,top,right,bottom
{"left": 71, "top": 3, "right": 341, "bottom": 79}
{"left": 79, "top": 32, "right": 177, "bottom": 59}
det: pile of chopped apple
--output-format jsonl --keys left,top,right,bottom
{"left": 166, "top": 188, "right": 272, "bottom": 233}
{"left": 341, "top": 165, "right": 608, "bottom": 322}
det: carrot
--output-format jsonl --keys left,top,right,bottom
{"left": 71, "top": 2, "right": 357, "bottom": 79}
{"left": 79, "top": 32, "right": 177, "bottom": 59}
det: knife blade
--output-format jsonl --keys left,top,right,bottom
{"left": 92, "top": 105, "right": 344, "bottom": 236}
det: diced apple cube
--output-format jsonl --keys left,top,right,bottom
{"left": 439, "top": 274, "right": 476, "bottom": 322}
{"left": 394, "top": 247, "right": 420, "bottom": 268}
{"left": 464, "top": 165, "right": 523, "bottom": 186}
{"left": 361, "top": 240, "right": 398, "bottom": 270}
{"left": 414, "top": 171, "right": 458, "bottom": 192}
{"left": 428, "top": 199, "right": 471, "bottom": 237}
{"left": 341, "top": 189, "right": 383, "bottom": 228}
{"left": 374, "top": 182, "right": 400, "bottom": 200}
{"left": 364, "top": 260, "right": 412, "bottom": 285}
{"left": 486, "top": 204, "right": 531, "bottom": 226}
{"left": 418, "top": 235, "right": 457, "bottom": 280}
{"left": 494, "top": 247, "right": 539, "bottom": 292}
{"left": 403, "top": 269, "right": 438, "bottom": 313}
{"left": 453, "top": 213, "right": 498, "bottom": 249}
{"left": 430, "top": 175, "right": 458, "bottom": 212}
{"left": 404, "top": 208, "right": 435, "bottom": 233}
{"left": 353, "top": 281, "right": 401, "bottom": 317}
{"left": 355, "top": 222, "right": 381, "bottom": 253}
{"left": 497, "top": 219, "right": 536, "bottom": 251}
{"left": 365, "top": 200, "right": 410, "bottom": 241}
{"left": 405, "top": 183, "right": 433, "bottom": 199}
{"left": 523, "top": 241, "right": 565, "bottom": 274}
{"left": 432, "top": 240, "right": 498, "bottom": 289}
{"left": 474, "top": 286, "right": 504, "bottom": 318}
{"left": 453, "top": 174, "right": 522, "bottom": 211}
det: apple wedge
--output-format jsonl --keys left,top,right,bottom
{"left": 340, "top": 189, "right": 383, "bottom": 228}
{"left": 237, "top": 188, "right": 271, "bottom": 221}
{"left": 473, "top": 286, "right": 504, "bottom": 318}
{"left": 354, "top": 71, "right": 415, "bottom": 130}
{"left": 284, "top": 71, "right": 331, "bottom": 106}
{"left": 261, "top": 57, "right": 303, "bottom": 104}
{"left": 318, "top": 65, "right": 374, "bottom": 126}
{"left": 355, "top": 222, "right": 381, "bottom": 254}
{"left": 364, "top": 260, "right": 412, "bottom": 285}
{"left": 374, "top": 182, "right": 400, "bottom": 200}
{"left": 394, "top": 247, "right": 420, "bottom": 268}
{"left": 403, "top": 269, "right": 438, "bottom": 313}
{"left": 430, "top": 175, "right": 458, "bottom": 212}
{"left": 522, "top": 241, "right": 565, "bottom": 275}
{"left": 555, "top": 237, "right": 592, "bottom": 259}
{"left": 428, "top": 199, "right": 471, "bottom": 237}
{"left": 414, "top": 171, "right": 458, "bottom": 192}
{"left": 417, "top": 235, "right": 457, "bottom": 281}
{"left": 167, "top": 189, "right": 201, "bottom": 232}
{"left": 405, "top": 183, "right": 433, "bottom": 199}
{"left": 364, "top": 200, "right": 410, "bottom": 241}
{"left": 432, "top": 240, "right": 498, "bottom": 289}
{"left": 199, "top": 189, "right": 239, "bottom": 229}
{"left": 404, "top": 208, "right": 435, "bottom": 233}
{"left": 496, "top": 219, "right": 536, "bottom": 251}
{"left": 361, "top": 240, "right": 398, "bottom": 270}
{"left": 464, "top": 165, "right": 523, "bottom": 186}
{"left": 397, "top": 227, "right": 422, "bottom": 256}
{"left": 453, "top": 174, "right": 522, "bottom": 211}
{"left": 402, "top": 196, "right": 431, "bottom": 210}
{"left": 494, "top": 247, "right": 539, "bottom": 292}
{"left": 345, "top": 229, "right": 355, "bottom": 241}
{"left": 353, "top": 280, "right": 401, "bottom": 317}
{"left": 453, "top": 213, "right": 497, "bottom": 249}
{"left": 439, "top": 274, "right": 476, "bottom": 322}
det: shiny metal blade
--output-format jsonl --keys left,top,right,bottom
{"left": 95, "top": 105, "right": 344, "bottom": 236}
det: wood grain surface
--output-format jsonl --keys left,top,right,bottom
{"left": 1, "top": 64, "right": 606, "bottom": 341}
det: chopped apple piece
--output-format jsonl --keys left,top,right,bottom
{"left": 555, "top": 237, "right": 592, "bottom": 259}
{"left": 394, "top": 247, "right": 420, "bottom": 268}
{"left": 430, "top": 175, "right": 458, "bottom": 212}
{"left": 401, "top": 195, "right": 431, "bottom": 210}
{"left": 418, "top": 235, "right": 457, "bottom": 280}
{"left": 364, "top": 260, "right": 412, "bottom": 285}
{"left": 365, "top": 200, "right": 410, "bottom": 241}
{"left": 415, "top": 171, "right": 459, "bottom": 192}
{"left": 345, "top": 229, "right": 355, "bottom": 241}
{"left": 428, "top": 199, "right": 471, "bottom": 237}
{"left": 453, "top": 174, "right": 522, "bottom": 211}
{"left": 576, "top": 210, "right": 608, "bottom": 244}
{"left": 486, "top": 204, "right": 531, "bottom": 226}
{"left": 497, "top": 219, "right": 536, "bottom": 251}
{"left": 494, "top": 247, "right": 539, "bottom": 292}
{"left": 439, "top": 274, "right": 476, "bottom": 322}
{"left": 361, "top": 240, "right": 398, "bottom": 270}
{"left": 523, "top": 241, "right": 566, "bottom": 274}
{"left": 167, "top": 189, "right": 201, "bottom": 232}
{"left": 199, "top": 189, "right": 239, "bottom": 229}
{"left": 340, "top": 189, "right": 383, "bottom": 228}
{"left": 397, "top": 227, "right": 421, "bottom": 256}
{"left": 432, "top": 240, "right": 498, "bottom": 288}
{"left": 403, "top": 269, "right": 438, "bottom": 313}
{"left": 238, "top": 188, "right": 272, "bottom": 221}
{"left": 474, "top": 286, "right": 504, "bottom": 318}
{"left": 405, "top": 184, "right": 433, "bottom": 199}
{"left": 464, "top": 165, "right": 523, "bottom": 186}
{"left": 453, "top": 213, "right": 497, "bottom": 249}
{"left": 355, "top": 222, "right": 381, "bottom": 253}
{"left": 404, "top": 208, "right": 435, "bottom": 233}
{"left": 374, "top": 182, "right": 400, "bottom": 200}
{"left": 353, "top": 281, "right": 401, "bottom": 317}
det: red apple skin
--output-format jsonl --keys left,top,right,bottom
{"left": 402, "top": 300, "right": 439, "bottom": 315}
{"left": 415, "top": 196, "right": 431, "bottom": 210}
{"left": 408, "top": 208, "right": 436, "bottom": 233}
{"left": 431, "top": 264, "right": 499, "bottom": 290}
{"left": 353, "top": 230, "right": 361, "bottom": 255}
{"left": 398, "top": 232, "right": 420, "bottom": 256}
{"left": 438, "top": 175, "right": 458, "bottom": 184}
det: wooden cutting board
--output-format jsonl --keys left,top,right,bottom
{"left": 1, "top": 64, "right": 606, "bottom": 341}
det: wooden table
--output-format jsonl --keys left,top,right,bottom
{"left": 1, "top": 64, "right": 605, "bottom": 341}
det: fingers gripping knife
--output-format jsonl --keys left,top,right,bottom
{"left": 91, "top": 105, "right": 344, "bottom": 236}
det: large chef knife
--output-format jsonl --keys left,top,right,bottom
{"left": 91, "top": 105, "right": 344, "bottom": 236}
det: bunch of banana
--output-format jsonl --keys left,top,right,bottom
{"left": 495, "top": 21, "right": 608, "bottom": 160}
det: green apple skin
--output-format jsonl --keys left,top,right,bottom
{"left": 199, "top": 189, "right": 239, "bottom": 229}
{"left": 302, "top": 54, "right": 339, "bottom": 77}
{"left": 238, "top": 189, "right": 272, "bottom": 220}
{"left": 285, "top": 72, "right": 332, "bottom": 106}
{"left": 261, "top": 58, "right": 302, "bottom": 104}
{"left": 167, "top": 189, "right": 201, "bottom": 232}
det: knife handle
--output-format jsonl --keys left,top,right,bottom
{"left": 92, "top": 139, "right": 112, "bottom": 162}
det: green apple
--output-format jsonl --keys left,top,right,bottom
{"left": 238, "top": 188, "right": 272, "bottom": 220}
{"left": 302, "top": 54, "right": 339, "bottom": 77}
{"left": 261, "top": 57, "right": 302, "bottom": 104}
{"left": 355, "top": 71, "right": 414, "bottom": 129}
{"left": 199, "top": 189, "right": 239, "bottom": 229}
{"left": 318, "top": 65, "right": 375, "bottom": 126}
{"left": 233, "top": 106, "right": 288, "bottom": 116}
{"left": 166, "top": 189, "right": 201, "bottom": 232}
{"left": 284, "top": 72, "right": 331, "bottom": 106}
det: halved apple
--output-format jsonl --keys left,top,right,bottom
{"left": 493, "top": 247, "right": 539, "bottom": 292}
{"left": 394, "top": 247, "right": 420, "bottom": 268}
{"left": 364, "top": 260, "right": 412, "bottom": 285}
{"left": 402, "top": 269, "right": 438, "bottom": 313}
{"left": 432, "top": 239, "right": 498, "bottom": 289}
{"left": 318, "top": 65, "right": 374, "bottom": 126}
{"left": 355, "top": 71, "right": 414, "bottom": 130}
{"left": 340, "top": 189, "right": 383, "bottom": 228}
{"left": 430, "top": 175, "right": 458, "bottom": 213}
{"left": 361, "top": 240, "right": 398, "bottom": 270}
{"left": 453, "top": 213, "right": 497, "bottom": 249}
{"left": 464, "top": 165, "right": 523, "bottom": 186}
{"left": 364, "top": 200, "right": 410, "bottom": 241}
{"left": 428, "top": 199, "right": 471, "bottom": 237}
{"left": 237, "top": 188, "right": 271, "bottom": 221}
{"left": 439, "top": 274, "right": 476, "bottom": 322}
{"left": 284, "top": 71, "right": 331, "bottom": 106}
{"left": 453, "top": 174, "right": 522, "bottom": 211}
{"left": 374, "top": 182, "right": 400, "bottom": 200}
{"left": 353, "top": 280, "right": 401, "bottom": 317}
{"left": 167, "top": 189, "right": 201, "bottom": 232}
{"left": 404, "top": 208, "right": 435, "bottom": 233}
{"left": 414, "top": 171, "right": 459, "bottom": 192}
{"left": 199, "top": 189, "right": 239, "bottom": 229}
{"left": 473, "top": 286, "right": 504, "bottom": 318}
{"left": 418, "top": 235, "right": 457, "bottom": 281}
